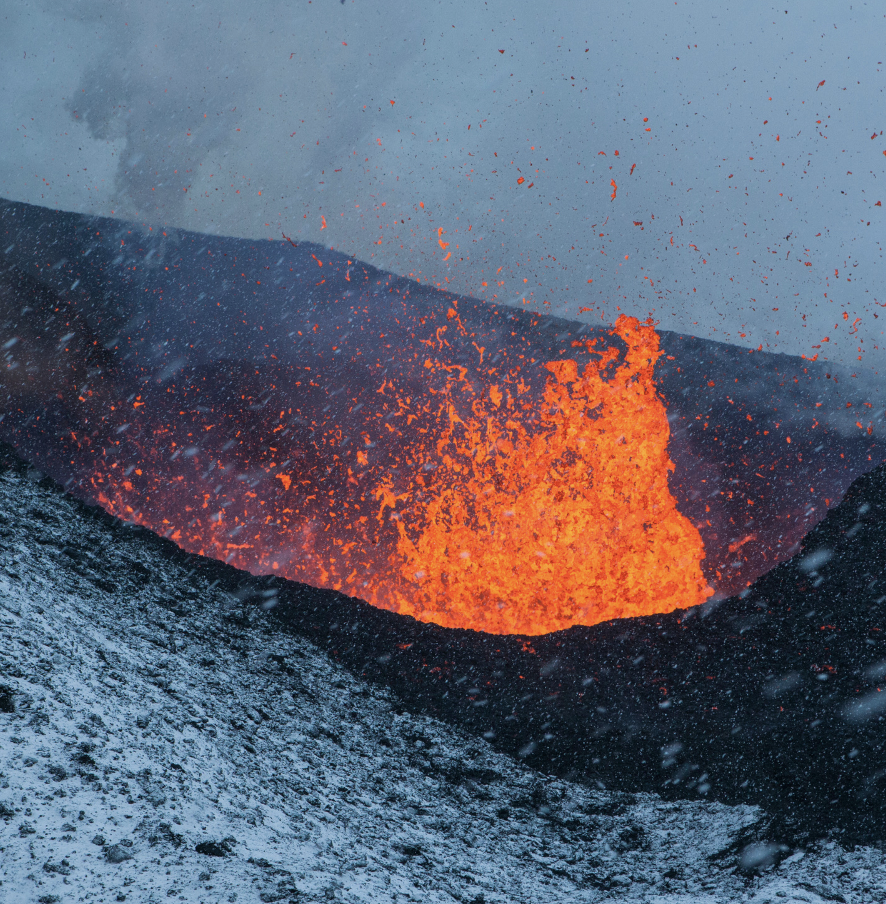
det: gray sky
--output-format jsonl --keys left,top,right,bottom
{"left": 1, "top": 0, "right": 884, "bottom": 373}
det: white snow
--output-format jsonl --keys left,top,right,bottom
{"left": 1, "top": 466, "right": 885, "bottom": 903}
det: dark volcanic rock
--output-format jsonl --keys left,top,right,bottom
{"left": 261, "top": 459, "right": 886, "bottom": 844}
{"left": 195, "top": 839, "right": 234, "bottom": 857}
{"left": 0, "top": 684, "right": 14, "bottom": 713}
{"left": 4, "top": 441, "right": 886, "bottom": 901}
{"left": 104, "top": 844, "right": 133, "bottom": 864}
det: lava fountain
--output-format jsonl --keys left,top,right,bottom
{"left": 1, "top": 198, "right": 881, "bottom": 636}
{"left": 376, "top": 315, "right": 710, "bottom": 634}
{"left": 90, "top": 313, "right": 710, "bottom": 635}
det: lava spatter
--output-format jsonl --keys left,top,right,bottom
{"left": 90, "top": 315, "right": 710, "bottom": 636}
{"left": 374, "top": 315, "right": 712, "bottom": 634}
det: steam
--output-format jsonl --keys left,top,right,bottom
{"left": 62, "top": 5, "right": 251, "bottom": 221}
{"left": 1, "top": 0, "right": 884, "bottom": 376}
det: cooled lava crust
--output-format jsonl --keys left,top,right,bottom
{"left": 2, "top": 442, "right": 885, "bottom": 845}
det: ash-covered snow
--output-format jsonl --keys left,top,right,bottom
{"left": 1, "top": 461, "right": 885, "bottom": 903}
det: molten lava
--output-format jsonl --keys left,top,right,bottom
{"left": 377, "top": 315, "right": 711, "bottom": 634}
{"left": 90, "top": 315, "right": 710, "bottom": 635}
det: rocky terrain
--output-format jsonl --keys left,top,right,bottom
{"left": 252, "top": 460, "right": 886, "bottom": 846}
{"left": 3, "top": 452, "right": 886, "bottom": 902}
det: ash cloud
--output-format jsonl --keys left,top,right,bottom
{"left": 61, "top": 3, "right": 250, "bottom": 222}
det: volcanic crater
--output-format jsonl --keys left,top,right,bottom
{"left": 0, "top": 197, "right": 883, "bottom": 632}
{"left": 2, "top": 199, "right": 886, "bottom": 849}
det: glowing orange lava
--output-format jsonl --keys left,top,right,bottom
{"left": 90, "top": 315, "right": 710, "bottom": 635}
{"left": 373, "top": 315, "right": 712, "bottom": 633}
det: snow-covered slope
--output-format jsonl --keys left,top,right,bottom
{"left": 2, "top": 455, "right": 886, "bottom": 903}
